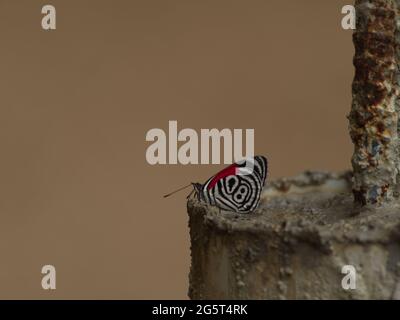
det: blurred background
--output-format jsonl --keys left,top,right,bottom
{"left": 0, "top": 0, "right": 353, "bottom": 298}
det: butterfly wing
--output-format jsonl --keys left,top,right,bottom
{"left": 201, "top": 156, "right": 268, "bottom": 213}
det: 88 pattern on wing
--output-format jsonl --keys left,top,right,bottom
{"left": 192, "top": 156, "right": 268, "bottom": 214}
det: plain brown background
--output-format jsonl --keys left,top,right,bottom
{"left": 0, "top": 0, "right": 353, "bottom": 299}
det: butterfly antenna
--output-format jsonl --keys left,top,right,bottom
{"left": 163, "top": 184, "right": 192, "bottom": 198}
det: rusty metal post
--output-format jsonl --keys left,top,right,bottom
{"left": 395, "top": 0, "right": 400, "bottom": 195}
{"left": 349, "top": 0, "right": 399, "bottom": 206}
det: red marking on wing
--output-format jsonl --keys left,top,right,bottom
{"left": 207, "top": 163, "right": 238, "bottom": 190}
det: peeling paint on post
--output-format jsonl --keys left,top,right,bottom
{"left": 349, "top": 0, "right": 399, "bottom": 206}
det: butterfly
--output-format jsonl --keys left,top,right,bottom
{"left": 164, "top": 156, "right": 268, "bottom": 214}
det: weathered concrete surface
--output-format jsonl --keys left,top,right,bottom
{"left": 349, "top": 0, "right": 400, "bottom": 205}
{"left": 188, "top": 172, "right": 400, "bottom": 299}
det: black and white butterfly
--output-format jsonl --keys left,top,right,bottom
{"left": 165, "top": 156, "right": 268, "bottom": 214}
